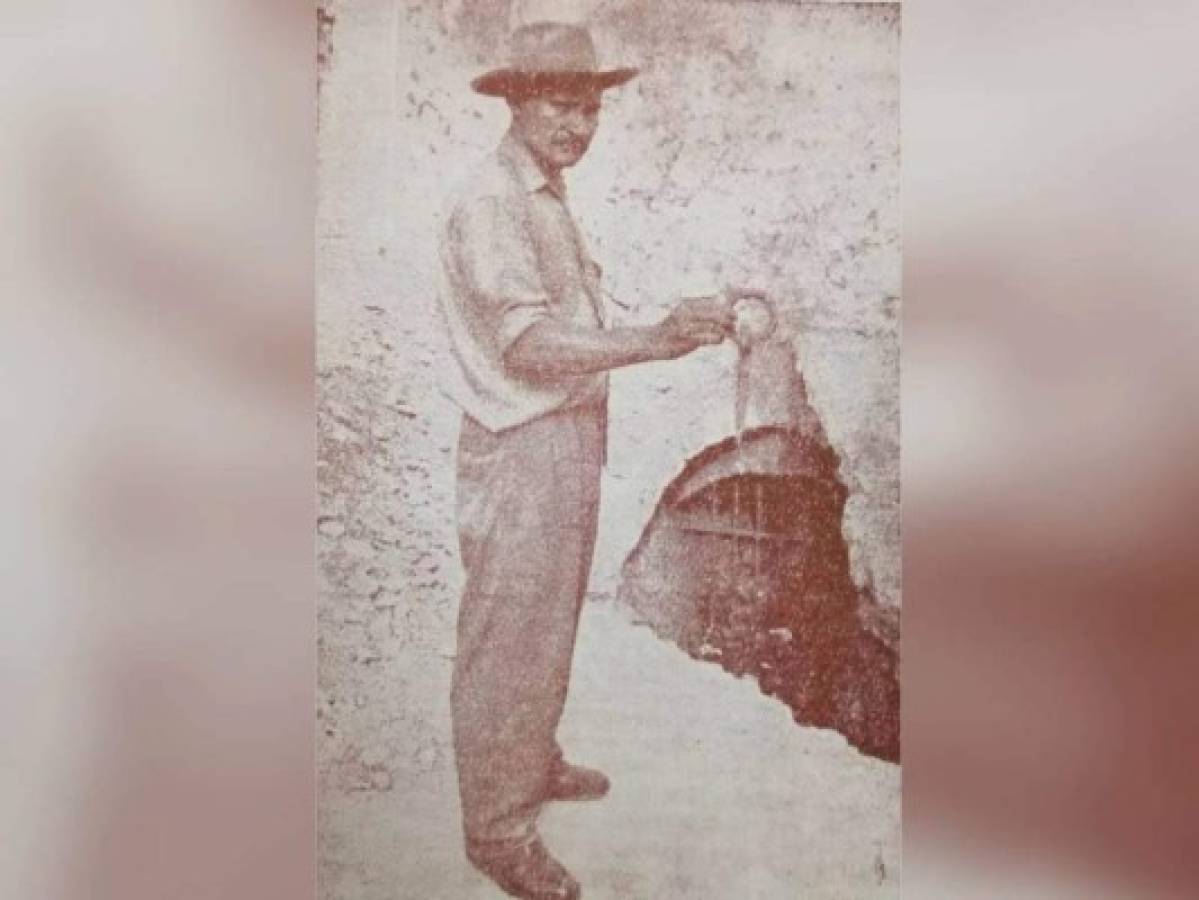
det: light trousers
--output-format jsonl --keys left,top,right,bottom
{"left": 451, "top": 402, "right": 604, "bottom": 847}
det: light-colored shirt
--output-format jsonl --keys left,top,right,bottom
{"left": 437, "top": 132, "right": 608, "bottom": 433}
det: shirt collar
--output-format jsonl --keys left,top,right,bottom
{"left": 500, "top": 132, "right": 568, "bottom": 200}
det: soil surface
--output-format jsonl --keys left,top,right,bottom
{"left": 621, "top": 453, "right": 900, "bottom": 762}
{"left": 317, "top": 307, "right": 900, "bottom": 898}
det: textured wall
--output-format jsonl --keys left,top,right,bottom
{"left": 319, "top": 0, "right": 900, "bottom": 610}
{"left": 317, "top": 2, "right": 901, "bottom": 895}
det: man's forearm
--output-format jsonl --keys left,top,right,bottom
{"left": 504, "top": 320, "right": 683, "bottom": 378}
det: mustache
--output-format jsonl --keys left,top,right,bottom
{"left": 553, "top": 135, "right": 589, "bottom": 152}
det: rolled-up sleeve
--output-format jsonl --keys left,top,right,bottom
{"left": 449, "top": 194, "right": 551, "bottom": 354}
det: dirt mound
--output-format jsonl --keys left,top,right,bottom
{"left": 619, "top": 432, "right": 899, "bottom": 762}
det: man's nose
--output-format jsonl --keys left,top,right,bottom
{"left": 563, "top": 109, "right": 597, "bottom": 134}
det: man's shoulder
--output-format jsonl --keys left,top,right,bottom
{"left": 442, "top": 147, "right": 521, "bottom": 224}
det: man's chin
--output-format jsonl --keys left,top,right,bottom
{"left": 551, "top": 147, "right": 588, "bottom": 167}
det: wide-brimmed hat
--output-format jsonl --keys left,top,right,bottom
{"left": 471, "top": 21, "right": 639, "bottom": 98}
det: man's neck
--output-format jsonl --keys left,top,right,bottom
{"left": 505, "top": 130, "right": 567, "bottom": 198}
{"left": 514, "top": 132, "right": 561, "bottom": 181}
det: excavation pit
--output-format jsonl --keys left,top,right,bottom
{"left": 618, "top": 425, "right": 899, "bottom": 762}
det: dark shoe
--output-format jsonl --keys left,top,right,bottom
{"left": 546, "top": 761, "right": 610, "bottom": 802}
{"left": 466, "top": 835, "right": 581, "bottom": 900}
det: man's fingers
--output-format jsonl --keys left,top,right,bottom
{"left": 662, "top": 299, "right": 733, "bottom": 353}
{"left": 692, "top": 310, "right": 734, "bottom": 331}
{"left": 682, "top": 296, "right": 735, "bottom": 323}
{"left": 725, "top": 286, "right": 768, "bottom": 301}
{"left": 690, "top": 325, "right": 727, "bottom": 345}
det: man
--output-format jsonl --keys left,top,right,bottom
{"left": 437, "top": 21, "right": 736, "bottom": 900}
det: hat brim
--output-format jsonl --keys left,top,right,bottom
{"left": 471, "top": 67, "right": 639, "bottom": 98}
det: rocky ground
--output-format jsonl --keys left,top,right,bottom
{"left": 620, "top": 445, "right": 900, "bottom": 763}
{"left": 318, "top": 5, "right": 901, "bottom": 894}
{"left": 317, "top": 307, "right": 900, "bottom": 898}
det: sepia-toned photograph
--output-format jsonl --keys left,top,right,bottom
{"left": 12, "top": 3, "right": 1199, "bottom": 899}
{"left": 318, "top": 1, "right": 900, "bottom": 897}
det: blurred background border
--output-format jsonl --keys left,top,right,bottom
{"left": 3, "top": 1, "right": 1197, "bottom": 897}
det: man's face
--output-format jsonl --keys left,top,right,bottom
{"left": 509, "top": 87, "right": 602, "bottom": 172}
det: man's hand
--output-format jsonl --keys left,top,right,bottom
{"left": 503, "top": 291, "right": 741, "bottom": 379}
{"left": 655, "top": 294, "right": 735, "bottom": 359}
{"left": 725, "top": 286, "right": 769, "bottom": 302}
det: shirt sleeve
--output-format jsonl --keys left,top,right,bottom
{"left": 448, "top": 193, "right": 551, "bottom": 355}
